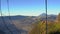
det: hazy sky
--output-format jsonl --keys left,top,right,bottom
{"left": 0, "top": 0, "right": 60, "bottom": 16}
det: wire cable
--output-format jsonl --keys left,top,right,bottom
{"left": 45, "top": 0, "right": 48, "bottom": 34}
{"left": 0, "top": 0, "right": 13, "bottom": 34}
{"left": 7, "top": 0, "right": 20, "bottom": 34}
{"left": 7, "top": 0, "right": 11, "bottom": 19}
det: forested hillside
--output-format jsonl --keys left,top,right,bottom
{"left": 29, "top": 13, "right": 60, "bottom": 34}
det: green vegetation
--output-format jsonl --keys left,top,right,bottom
{"left": 29, "top": 13, "right": 60, "bottom": 34}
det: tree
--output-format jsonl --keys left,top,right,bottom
{"left": 57, "top": 13, "right": 60, "bottom": 22}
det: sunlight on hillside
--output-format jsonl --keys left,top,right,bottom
{"left": 29, "top": 13, "right": 60, "bottom": 34}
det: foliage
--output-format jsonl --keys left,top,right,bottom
{"left": 29, "top": 13, "right": 60, "bottom": 34}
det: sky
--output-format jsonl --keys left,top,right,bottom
{"left": 0, "top": 0, "right": 60, "bottom": 16}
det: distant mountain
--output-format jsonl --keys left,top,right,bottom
{"left": 39, "top": 13, "right": 57, "bottom": 21}
{"left": 0, "top": 15, "right": 28, "bottom": 20}
{"left": 39, "top": 13, "right": 47, "bottom": 17}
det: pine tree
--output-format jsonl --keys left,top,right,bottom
{"left": 57, "top": 13, "right": 60, "bottom": 22}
